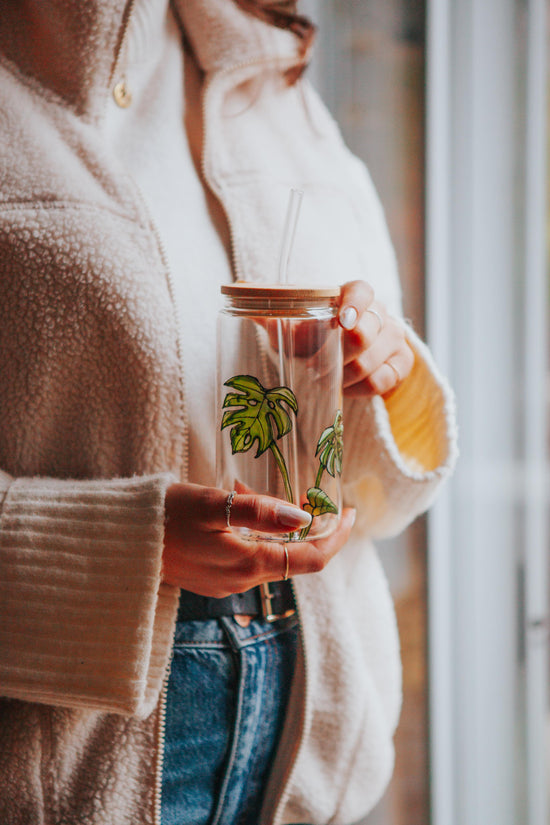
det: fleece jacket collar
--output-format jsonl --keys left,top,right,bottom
{"left": 0, "top": 0, "right": 130, "bottom": 119}
{"left": 173, "top": 0, "right": 302, "bottom": 75}
{"left": 0, "top": 0, "right": 303, "bottom": 121}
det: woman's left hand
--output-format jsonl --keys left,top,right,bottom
{"left": 338, "top": 280, "right": 414, "bottom": 396}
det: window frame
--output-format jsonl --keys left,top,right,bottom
{"left": 426, "top": 2, "right": 549, "bottom": 824}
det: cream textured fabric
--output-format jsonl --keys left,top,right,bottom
{"left": 0, "top": 1, "right": 458, "bottom": 824}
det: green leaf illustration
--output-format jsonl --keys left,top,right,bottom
{"left": 221, "top": 374, "right": 298, "bottom": 503}
{"left": 221, "top": 375, "right": 298, "bottom": 457}
{"left": 299, "top": 411, "right": 342, "bottom": 539}
{"left": 314, "top": 409, "right": 343, "bottom": 485}
{"left": 303, "top": 487, "right": 339, "bottom": 517}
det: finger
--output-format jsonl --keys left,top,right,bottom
{"left": 338, "top": 280, "right": 375, "bottom": 330}
{"left": 343, "top": 352, "right": 398, "bottom": 392}
{"left": 343, "top": 340, "right": 390, "bottom": 388}
{"left": 222, "top": 491, "right": 313, "bottom": 533}
{"left": 175, "top": 508, "right": 356, "bottom": 596}
{"left": 293, "top": 508, "right": 357, "bottom": 574}
{"left": 260, "top": 508, "right": 357, "bottom": 579}
{"left": 344, "top": 341, "right": 414, "bottom": 396}
{"left": 367, "top": 346, "right": 415, "bottom": 395}
{"left": 343, "top": 318, "right": 408, "bottom": 387}
{"left": 343, "top": 302, "right": 386, "bottom": 365}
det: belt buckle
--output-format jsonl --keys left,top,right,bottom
{"left": 259, "top": 582, "right": 295, "bottom": 623}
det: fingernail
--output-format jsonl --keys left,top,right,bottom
{"left": 276, "top": 505, "right": 313, "bottom": 529}
{"left": 340, "top": 306, "right": 358, "bottom": 330}
{"left": 349, "top": 509, "right": 357, "bottom": 528}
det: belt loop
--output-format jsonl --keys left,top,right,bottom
{"left": 218, "top": 615, "right": 247, "bottom": 652}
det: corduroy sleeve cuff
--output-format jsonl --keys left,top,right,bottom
{"left": 342, "top": 328, "right": 458, "bottom": 538}
{"left": 0, "top": 472, "right": 179, "bottom": 718}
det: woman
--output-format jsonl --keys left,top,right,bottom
{"left": 0, "top": 1, "right": 457, "bottom": 823}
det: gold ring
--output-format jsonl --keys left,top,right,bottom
{"left": 366, "top": 308, "right": 383, "bottom": 334}
{"left": 225, "top": 490, "right": 236, "bottom": 527}
{"left": 387, "top": 360, "right": 401, "bottom": 383}
{"left": 282, "top": 545, "right": 290, "bottom": 581}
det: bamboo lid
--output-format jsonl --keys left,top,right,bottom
{"left": 221, "top": 283, "right": 340, "bottom": 299}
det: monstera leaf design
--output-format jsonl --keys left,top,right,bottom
{"left": 221, "top": 374, "right": 298, "bottom": 502}
{"left": 221, "top": 375, "right": 298, "bottom": 456}
{"left": 314, "top": 409, "right": 343, "bottom": 484}
{"left": 300, "top": 409, "right": 343, "bottom": 539}
{"left": 303, "top": 487, "right": 339, "bottom": 517}
{"left": 221, "top": 377, "right": 342, "bottom": 533}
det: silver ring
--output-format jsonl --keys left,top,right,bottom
{"left": 225, "top": 490, "right": 236, "bottom": 527}
{"left": 387, "top": 360, "right": 401, "bottom": 383}
{"left": 282, "top": 545, "right": 290, "bottom": 581}
{"left": 366, "top": 308, "right": 383, "bottom": 334}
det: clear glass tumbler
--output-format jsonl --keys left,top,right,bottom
{"left": 216, "top": 283, "right": 343, "bottom": 542}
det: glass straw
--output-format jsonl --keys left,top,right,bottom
{"left": 278, "top": 188, "right": 304, "bottom": 284}
{"left": 275, "top": 188, "right": 304, "bottom": 513}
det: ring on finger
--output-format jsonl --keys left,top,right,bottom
{"left": 225, "top": 490, "right": 236, "bottom": 527}
{"left": 387, "top": 360, "right": 402, "bottom": 383}
{"left": 282, "top": 544, "right": 290, "bottom": 581}
{"left": 366, "top": 308, "right": 383, "bottom": 334}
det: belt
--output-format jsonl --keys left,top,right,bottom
{"left": 177, "top": 580, "right": 295, "bottom": 623}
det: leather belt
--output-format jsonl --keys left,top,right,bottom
{"left": 177, "top": 580, "right": 295, "bottom": 623}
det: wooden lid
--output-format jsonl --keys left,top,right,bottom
{"left": 221, "top": 283, "right": 340, "bottom": 299}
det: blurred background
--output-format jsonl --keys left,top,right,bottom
{"left": 303, "top": 1, "right": 550, "bottom": 824}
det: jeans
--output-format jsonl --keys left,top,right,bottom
{"left": 161, "top": 610, "right": 299, "bottom": 825}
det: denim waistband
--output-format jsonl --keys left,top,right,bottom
{"left": 172, "top": 611, "right": 299, "bottom": 651}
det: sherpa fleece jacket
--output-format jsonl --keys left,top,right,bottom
{"left": 0, "top": 1, "right": 458, "bottom": 823}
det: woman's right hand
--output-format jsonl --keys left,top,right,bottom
{"left": 162, "top": 482, "right": 356, "bottom": 597}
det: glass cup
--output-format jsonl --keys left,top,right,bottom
{"left": 216, "top": 283, "right": 343, "bottom": 542}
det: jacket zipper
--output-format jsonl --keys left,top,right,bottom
{"left": 153, "top": 672, "right": 170, "bottom": 824}
{"left": 143, "top": 212, "right": 189, "bottom": 825}
{"left": 124, "top": 186, "right": 189, "bottom": 823}
{"left": 200, "top": 67, "right": 248, "bottom": 281}
{"left": 200, "top": 55, "right": 302, "bottom": 283}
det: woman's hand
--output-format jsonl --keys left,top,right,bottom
{"left": 162, "top": 482, "right": 356, "bottom": 597}
{"left": 338, "top": 280, "right": 414, "bottom": 396}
